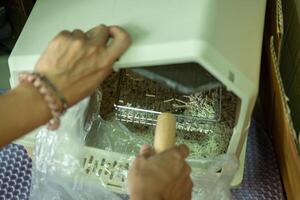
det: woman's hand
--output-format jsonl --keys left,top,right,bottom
{"left": 0, "top": 25, "right": 131, "bottom": 147}
{"left": 128, "top": 144, "right": 193, "bottom": 200}
{"left": 35, "top": 24, "right": 131, "bottom": 106}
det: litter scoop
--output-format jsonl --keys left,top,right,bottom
{"left": 114, "top": 70, "right": 222, "bottom": 133}
{"left": 154, "top": 113, "right": 176, "bottom": 153}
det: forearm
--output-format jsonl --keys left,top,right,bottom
{"left": 0, "top": 83, "right": 51, "bottom": 147}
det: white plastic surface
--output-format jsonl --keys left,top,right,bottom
{"left": 10, "top": 0, "right": 266, "bottom": 185}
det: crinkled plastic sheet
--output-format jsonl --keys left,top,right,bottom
{"left": 84, "top": 90, "right": 151, "bottom": 156}
{"left": 190, "top": 154, "right": 239, "bottom": 200}
{"left": 30, "top": 91, "right": 239, "bottom": 200}
{"left": 30, "top": 98, "right": 121, "bottom": 200}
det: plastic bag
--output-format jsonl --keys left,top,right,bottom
{"left": 30, "top": 91, "right": 238, "bottom": 200}
{"left": 190, "top": 154, "right": 239, "bottom": 200}
{"left": 30, "top": 98, "right": 121, "bottom": 200}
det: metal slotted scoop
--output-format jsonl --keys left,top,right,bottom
{"left": 114, "top": 70, "right": 222, "bottom": 133}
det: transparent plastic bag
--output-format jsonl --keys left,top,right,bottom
{"left": 30, "top": 90, "right": 238, "bottom": 200}
{"left": 30, "top": 98, "right": 121, "bottom": 200}
{"left": 190, "top": 154, "right": 239, "bottom": 200}
{"left": 84, "top": 89, "right": 151, "bottom": 156}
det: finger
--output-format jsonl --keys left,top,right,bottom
{"left": 175, "top": 174, "right": 193, "bottom": 200}
{"left": 86, "top": 24, "right": 110, "bottom": 45}
{"left": 175, "top": 163, "right": 191, "bottom": 181}
{"left": 172, "top": 170, "right": 192, "bottom": 200}
{"left": 46, "top": 30, "right": 76, "bottom": 65}
{"left": 71, "top": 29, "right": 87, "bottom": 40}
{"left": 106, "top": 25, "right": 131, "bottom": 62}
{"left": 53, "top": 30, "right": 72, "bottom": 41}
{"left": 182, "top": 163, "right": 192, "bottom": 177}
{"left": 175, "top": 144, "right": 190, "bottom": 159}
{"left": 183, "top": 178, "right": 193, "bottom": 200}
{"left": 139, "top": 144, "right": 154, "bottom": 158}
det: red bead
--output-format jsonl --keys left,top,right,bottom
{"left": 47, "top": 118, "right": 60, "bottom": 130}
{"left": 27, "top": 75, "right": 35, "bottom": 83}
{"left": 45, "top": 94, "right": 55, "bottom": 103}
{"left": 39, "top": 86, "right": 48, "bottom": 95}
{"left": 51, "top": 110, "right": 61, "bottom": 118}
{"left": 33, "top": 78, "right": 42, "bottom": 87}
{"left": 49, "top": 102, "right": 59, "bottom": 111}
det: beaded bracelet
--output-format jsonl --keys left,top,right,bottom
{"left": 18, "top": 72, "right": 68, "bottom": 130}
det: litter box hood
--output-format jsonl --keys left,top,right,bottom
{"left": 10, "top": 0, "right": 266, "bottom": 95}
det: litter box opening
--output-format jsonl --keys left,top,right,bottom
{"left": 85, "top": 67, "right": 241, "bottom": 159}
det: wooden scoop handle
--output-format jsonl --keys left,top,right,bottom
{"left": 154, "top": 113, "right": 176, "bottom": 153}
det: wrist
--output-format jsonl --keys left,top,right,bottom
{"left": 14, "top": 83, "right": 52, "bottom": 124}
{"left": 18, "top": 72, "right": 68, "bottom": 130}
